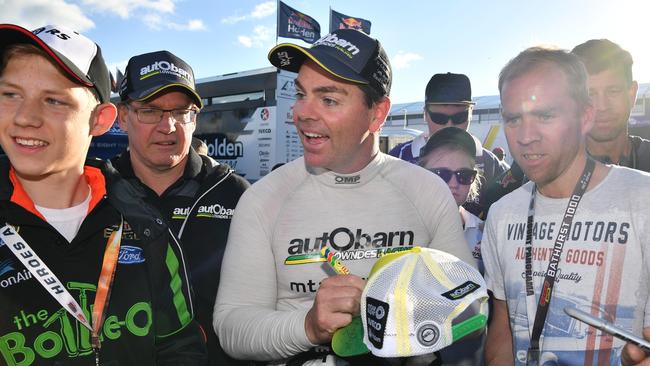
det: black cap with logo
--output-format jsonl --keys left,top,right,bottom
{"left": 420, "top": 127, "right": 477, "bottom": 158}
{"left": 425, "top": 73, "right": 474, "bottom": 105}
{"left": 268, "top": 29, "right": 391, "bottom": 97}
{"left": 0, "top": 24, "right": 111, "bottom": 103}
{"left": 119, "top": 50, "right": 202, "bottom": 108}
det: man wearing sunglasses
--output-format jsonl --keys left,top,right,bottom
{"left": 113, "top": 50, "right": 250, "bottom": 366}
{"left": 389, "top": 73, "right": 509, "bottom": 219}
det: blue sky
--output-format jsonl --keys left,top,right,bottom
{"left": 2, "top": 0, "right": 648, "bottom": 103}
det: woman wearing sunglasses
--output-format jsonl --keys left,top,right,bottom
{"left": 419, "top": 127, "right": 486, "bottom": 366}
{"left": 418, "top": 127, "right": 483, "bottom": 273}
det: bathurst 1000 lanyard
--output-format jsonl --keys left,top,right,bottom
{"left": 524, "top": 158, "right": 594, "bottom": 365}
{"left": 0, "top": 218, "right": 123, "bottom": 366}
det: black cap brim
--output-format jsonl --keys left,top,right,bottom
{"left": 268, "top": 43, "right": 370, "bottom": 86}
{"left": 426, "top": 101, "right": 476, "bottom": 105}
{"left": 0, "top": 24, "right": 93, "bottom": 87}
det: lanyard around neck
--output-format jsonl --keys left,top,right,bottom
{"left": 0, "top": 217, "right": 123, "bottom": 363}
{"left": 525, "top": 158, "right": 595, "bottom": 365}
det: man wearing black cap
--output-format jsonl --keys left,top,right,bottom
{"left": 0, "top": 24, "right": 206, "bottom": 365}
{"left": 214, "top": 29, "right": 474, "bottom": 365}
{"left": 112, "top": 50, "right": 249, "bottom": 366}
{"left": 389, "top": 73, "right": 509, "bottom": 219}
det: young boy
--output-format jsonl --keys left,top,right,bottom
{"left": 0, "top": 24, "right": 206, "bottom": 365}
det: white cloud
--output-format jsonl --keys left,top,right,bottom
{"left": 169, "top": 19, "right": 206, "bottom": 31}
{"left": 237, "top": 25, "right": 273, "bottom": 48}
{"left": 0, "top": 0, "right": 205, "bottom": 32}
{"left": 392, "top": 51, "right": 423, "bottom": 70}
{"left": 221, "top": 15, "right": 247, "bottom": 25}
{"left": 0, "top": 0, "right": 95, "bottom": 31}
{"left": 251, "top": 1, "right": 276, "bottom": 18}
{"left": 238, "top": 36, "right": 253, "bottom": 48}
{"left": 222, "top": 1, "right": 276, "bottom": 24}
{"left": 81, "top": 0, "right": 175, "bottom": 19}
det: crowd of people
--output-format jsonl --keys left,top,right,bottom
{"left": 0, "top": 21, "right": 649, "bottom": 366}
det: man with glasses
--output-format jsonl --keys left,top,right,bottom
{"left": 389, "top": 73, "right": 508, "bottom": 219}
{"left": 113, "top": 50, "right": 249, "bottom": 366}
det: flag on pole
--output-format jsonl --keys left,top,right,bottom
{"left": 277, "top": 1, "right": 321, "bottom": 43}
{"left": 329, "top": 9, "right": 371, "bottom": 34}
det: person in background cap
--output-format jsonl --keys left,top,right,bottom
{"left": 483, "top": 46, "right": 650, "bottom": 366}
{"left": 0, "top": 24, "right": 206, "bottom": 365}
{"left": 389, "top": 73, "right": 509, "bottom": 220}
{"left": 112, "top": 50, "right": 249, "bottom": 366}
{"left": 214, "top": 28, "right": 474, "bottom": 365}
{"left": 572, "top": 39, "right": 650, "bottom": 173}
{"left": 418, "top": 127, "right": 486, "bottom": 366}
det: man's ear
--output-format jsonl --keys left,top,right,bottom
{"left": 90, "top": 103, "right": 118, "bottom": 137}
{"left": 580, "top": 102, "right": 595, "bottom": 136}
{"left": 369, "top": 96, "right": 391, "bottom": 133}
{"left": 628, "top": 80, "right": 639, "bottom": 106}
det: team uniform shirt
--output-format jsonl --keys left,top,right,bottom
{"left": 214, "top": 152, "right": 474, "bottom": 364}
{"left": 389, "top": 135, "right": 509, "bottom": 219}
{"left": 460, "top": 207, "right": 484, "bottom": 275}
{"left": 0, "top": 158, "right": 206, "bottom": 366}
{"left": 113, "top": 148, "right": 249, "bottom": 366}
{"left": 482, "top": 166, "right": 650, "bottom": 365}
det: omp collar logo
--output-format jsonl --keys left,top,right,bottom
{"left": 118, "top": 246, "right": 145, "bottom": 264}
{"left": 140, "top": 60, "right": 193, "bottom": 82}
{"left": 172, "top": 206, "right": 190, "bottom": 220}
{"left": 334, "top": 175, "right": 360, "bottom": 184}
{"left": 197, "top": 204, "right": 235, "bottom": 219}
{"left": 314, "top": 34, "right": 360, "bottom": 56}
{"left": 441, "top": 281, "right": 480, "bottom": 300}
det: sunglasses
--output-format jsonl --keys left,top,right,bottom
{"left": 426, "top": 110, "right": 469, "bottom": 125}
{"left": 428, "top": 168, "right": 477, "bottom": 185}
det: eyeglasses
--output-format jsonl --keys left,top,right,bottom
{"left": 127, "top": 105, "right": 199, "bottom": 124}
{"left": 426, "top": 110, "right": 469, "bottom": 125}
{"left": 428, "top": 168, "right": 477, "bottom": 185}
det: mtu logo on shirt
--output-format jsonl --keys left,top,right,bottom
{"left": 118, "top": 246, "right": 145, "bottom": 264}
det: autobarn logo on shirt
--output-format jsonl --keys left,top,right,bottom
{"left": 196, "top": 204, "right": 235, "bottom": 220}
{"left": 283, "top": 226, "right": 415, "bottom": 265}
{"left": 172, "top": 207, "right": 190, "bottom": 220}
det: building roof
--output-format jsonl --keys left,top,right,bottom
{"left": 391, "top": 82, "right": 650, "bottom": 115}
